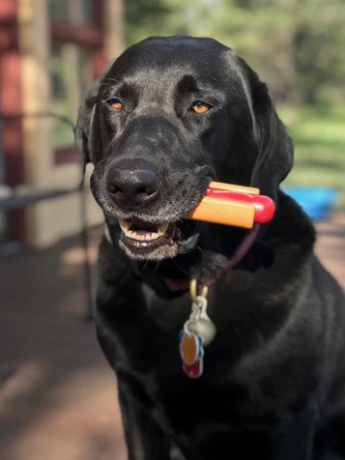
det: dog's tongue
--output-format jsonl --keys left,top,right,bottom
{"left": 164, "top": 277, "right": 190, "bottom": 292}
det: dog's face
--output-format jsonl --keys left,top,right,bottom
{"left": 76, "top": 36, "right": 293, "bottom": 261}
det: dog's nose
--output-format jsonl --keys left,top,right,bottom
{"left": 107, "top": 160, "right": 159, "bottom": 208}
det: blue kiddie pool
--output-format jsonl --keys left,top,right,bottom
{"left": 283, "top": 185, "right": 339, "bottom": 221}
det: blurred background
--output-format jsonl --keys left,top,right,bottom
{"left": 0, "top": 1, "right": 344, "bottom": 459}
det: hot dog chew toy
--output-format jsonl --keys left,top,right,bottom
{"left": 185, "top": 181, "right": 275, "bottom": 229}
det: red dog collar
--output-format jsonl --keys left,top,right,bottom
{"left": 164, "top": 224, "right": 260, "bottom": 292}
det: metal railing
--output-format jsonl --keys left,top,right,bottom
{"left": 0, "top": 112, "right": 94, "bottom": 320}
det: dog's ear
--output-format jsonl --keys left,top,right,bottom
{"left": 231, "top": 52, "right": 293, "bottom": 200}
{"left": 249, "top": 80, "right": 294, "bottom": 199}
{"left": 75, "top": 59, "right": 116, "bottom": 168}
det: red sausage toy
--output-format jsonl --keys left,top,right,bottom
{"left": 185, "top": 181, "right": 275, "bottom": 229}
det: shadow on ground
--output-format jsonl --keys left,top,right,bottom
{"left": 0, "top": 227, "right": 127, "bottom": 460}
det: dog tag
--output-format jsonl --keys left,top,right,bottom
{"left": 179, "top": 330, "right": 204, "bottom": 366}
{"left": 182, "top": 358, "right": 203, "bottom": 379}
{"left": 188, "top": 318, "right": 216, "bottom": 346}
{"left": 179, "top": 294, "right": 217, "bottom": 378}
{"left": 179, "top": 330, "right": 204, "bottom": 378}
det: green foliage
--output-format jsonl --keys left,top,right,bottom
{"left": 124, "top": 0, "right": 345, "bottom": 202}
{"left": 280, "top": 105, "right": 345, "bottom": 206}
{"left": 124, "top": 0, "right": 188, "bottom": 45}
{"left": 124, "top": 0, "right": 345, "bottom": 106}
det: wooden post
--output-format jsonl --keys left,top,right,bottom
{"left": 104, "top": 0, "right": 124, "bottom": 60}
{"left": 0, "top": 0, "right": 27, "bottom": 242}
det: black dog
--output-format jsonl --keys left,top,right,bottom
{"left": 76, "top": 36, "right": 345, "bottom": 460}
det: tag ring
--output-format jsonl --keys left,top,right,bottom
{"left": 190, "top": 278, "right": 208, "bottom": 302}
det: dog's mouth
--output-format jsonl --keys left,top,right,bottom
{"left": 117, "top": 217, "right": 185, "bottom": 260}
{"left": 116, "top": 217, "right": 198, "bottom": 260}
{"left": 119, "top": 218, "right": 178, "bottom": 247}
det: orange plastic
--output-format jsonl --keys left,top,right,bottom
{"left": 209, "top": 181, "right": 260, "bottom": 195}
{"left": 185, "top": 196, "right": 255, "bottom": 229}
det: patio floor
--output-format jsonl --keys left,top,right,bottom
{"left": 0, "top": 214, "right": 344, "bottom": 460}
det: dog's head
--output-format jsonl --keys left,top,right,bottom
{"left": 76, "top": 36, "right": 293, "bottom": 261}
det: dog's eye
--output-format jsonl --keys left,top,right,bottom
{"left": 191, "top": 101, "right": 211, "bottom": 114}
{"left": 108, "top": 99, "right": 123, "bottom": 110}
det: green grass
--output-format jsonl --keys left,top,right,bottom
{"left": 51, "top": 100, "right": 75, "bottom": 148}
{"left": 278, "top": 105, "right": 345, "bottom": 207}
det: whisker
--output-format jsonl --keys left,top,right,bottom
{"left": 178, "top": 266, "right": 191, "bottom": 276}
{"left": 196, "top": 246, "right": 204, "bottom": 255}
{"left": 152, "top": 261, "right": 160, "bottom": 273}
{"left": 142, "top": 260, "right": 149, "bottom": 270}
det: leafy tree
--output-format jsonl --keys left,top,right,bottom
{"left": 124, "top": 0, "right": 345, "bottom": 106}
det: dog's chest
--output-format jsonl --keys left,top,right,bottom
{"left": 103, "top": 288, "right": 272, "bottom": 421}
{"left": 102, "top": 279, "right": 273, "bottom": 387}
{"left": 98, "top": 280, "right": 319, "bottom": 458}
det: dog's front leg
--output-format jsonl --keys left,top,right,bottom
{"left": 117, "top": 376, "right": 172, "bottom": 460}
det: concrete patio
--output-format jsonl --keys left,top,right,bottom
{"left": 0, "top": 214, "right": 344, "bottom": 460}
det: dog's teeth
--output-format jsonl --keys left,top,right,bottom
{"left": 120, "top": 221, "right": 170, "bottom": 242}
{"left": 118, "top": 218, "right": 132, "bottom": 232}
{"left": 157, "top": 223, "right": 169, "bottom": 235}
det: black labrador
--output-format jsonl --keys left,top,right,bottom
{"left": 75, "top": 36, "right": 345, "bottom": 460}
